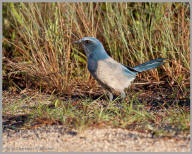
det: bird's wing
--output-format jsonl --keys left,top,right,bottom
{"left": 104, "top": 58, "right": 137, "bottom": 77}
{"left": 122, "top": 64, "right": 140, "bottom": 73}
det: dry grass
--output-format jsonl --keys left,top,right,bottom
{"left": 2, "top": 2, "right": 190, "bottom": 95}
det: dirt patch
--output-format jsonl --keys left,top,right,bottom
{"left": 3, "top": 125, "right": 190, "bottom": 152}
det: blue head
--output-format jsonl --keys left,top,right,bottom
{"left": 74, "top": 37, "right": 109, "bottom": 60}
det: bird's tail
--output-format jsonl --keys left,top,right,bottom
{"left": 132, "top": 58, "right": 167, "bottom": 72}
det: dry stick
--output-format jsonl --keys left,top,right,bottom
{"left": 65, "top": 27, "right": 72, "bottom": 86}
{"left": 133, "top": 81, "right": 165, "bottom": 85}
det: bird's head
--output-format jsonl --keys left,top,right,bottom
{"left": 74, "top": 37, "right": 108, "bottom": 58}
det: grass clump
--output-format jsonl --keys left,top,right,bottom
{"left": 3, "top": 2, "right": 190, "bottom": 94}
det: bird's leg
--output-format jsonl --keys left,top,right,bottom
{"left": 108, "top": 91, "right": 113, "bottom": 101}
{"left": 120, "top": 91, "right": 126, "bottom": 101}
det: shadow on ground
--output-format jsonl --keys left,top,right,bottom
{"left": 3, "top": 114, "right": 29, "bottom": 132}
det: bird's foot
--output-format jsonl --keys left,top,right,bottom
{"left": 108, "top": 92, "right": 113, "bottom": 101}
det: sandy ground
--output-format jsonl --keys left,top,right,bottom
{"left": 3, "top": 125, "right": 190, "bottom": 152}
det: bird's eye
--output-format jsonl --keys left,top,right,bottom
{"left": 84, "top": 40, "right": 91, "bottom": 44}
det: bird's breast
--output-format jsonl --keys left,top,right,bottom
{"left": 93, "top": 58, "right": 135, "bottom": 91}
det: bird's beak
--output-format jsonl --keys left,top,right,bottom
{"left": 73, "top": 39, "right": 81, "bottom": 44}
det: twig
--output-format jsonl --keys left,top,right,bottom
{"left": 133, "top": 81, "right": 165, "bottom": 85}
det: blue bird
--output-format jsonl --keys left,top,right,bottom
{"left": 74, "top": 37, "right": 166, "bottom": 101}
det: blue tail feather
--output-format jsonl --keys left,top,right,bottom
{"left": 131, "top": 58, "right": 167, "bottom": 73}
